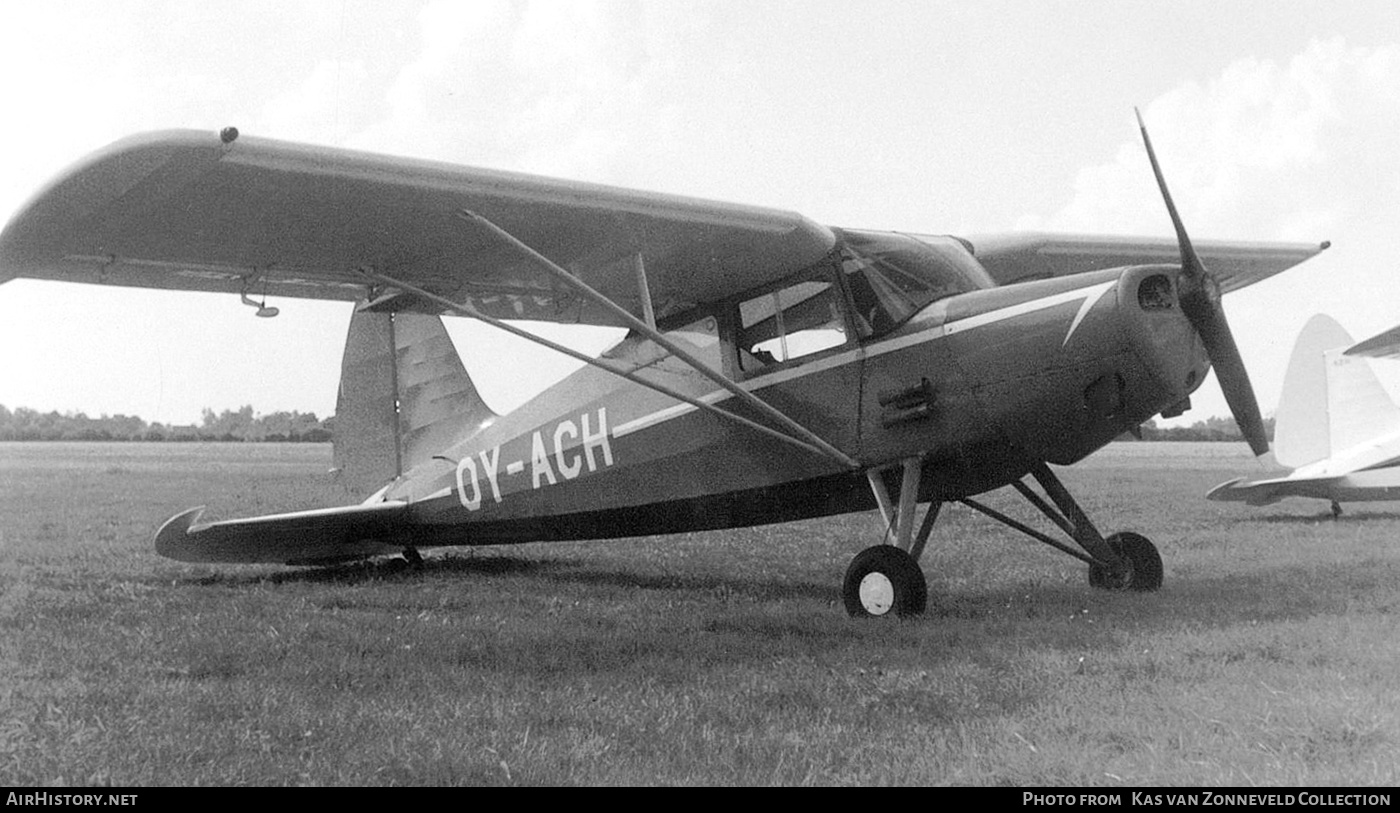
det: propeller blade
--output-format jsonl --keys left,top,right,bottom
{"left": 1135, "top": 109, "right": 1270, "bottom": 456}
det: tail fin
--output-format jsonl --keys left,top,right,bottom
{"left": 1274, "top": 314, "right": 1400, "bottom": 468}
{"left": 333, "top": 308, "right": 497, "bottom": 495}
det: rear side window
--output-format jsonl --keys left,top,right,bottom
{"left": 738, "top": 276, "right": 849, "bottom": 371}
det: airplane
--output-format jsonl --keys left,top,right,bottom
{"left": 1208, "top": 314, "right": 1400, "bottom": 517}
{"left": 0, "top": 114, "right": 1327, "bottom": 618}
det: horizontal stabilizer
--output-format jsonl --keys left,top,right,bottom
{"left": 1345, "top": 324, "right": 1400, "bottom": 360}
{"left": 1207, "top": 472, "right": 1332, "bottom": 506}
{"left": 1209, "top": 467, "right": 1400, "bottom": 506}
{"left": 1206, "top": 476, "right": 1293, "bottom": 506}
{"left": 155, "top": 502, "right": 410, "bottom": 565}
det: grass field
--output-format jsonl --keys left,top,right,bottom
{"left": 2, "top": 441, "right": 1398, "bottom": 786}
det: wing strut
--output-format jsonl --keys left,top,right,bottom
{"left": 359, "top": 269, "right": 857, "bottom": 468}
{"left": 633, "top": 252, "right": 657, "bottom": 330}
{"left": 454, "top": 210, "right": 858, "bottom": 467}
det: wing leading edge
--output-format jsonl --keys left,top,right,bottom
{"left": 968, "top": 232, "right": 1327, "bottom": 293}
{"left": 0, "top": 129, "right": 835, "bottom": 325}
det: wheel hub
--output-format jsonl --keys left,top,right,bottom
{"left": 858, "top": 572, "right": 895, "bottom": 615}
{"left": 1106, "top": 560, "right": 1134, "bottom": 590}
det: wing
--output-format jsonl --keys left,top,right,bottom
{"left": 0, "top": 129, "right": 835, "bottom": 325}
{"left": 155, "top": 502, "right": 412, "bottom": 565}
{"left": 967, "top": 232, "right": 1327, "bottom": 293}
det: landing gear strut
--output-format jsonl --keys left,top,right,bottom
{"left": 963, "top": 462, "right": 1162, "bottom": 592}
{"left": 842, "top": 458, "right": 1162, "bottom": 619}
{"left": 844, "top": 458, "right": 939, "bottom": 619}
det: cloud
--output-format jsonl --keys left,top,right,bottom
{"left": 346, "top": 0, "right": 686, "bottom": 182}
{"left": 1023, "top": 38, "right": 1400, "bottom": 242}
{"left": 259, "top": 59, "right": 373, "bottom": 145}
{"left": 1021, "top": 38, "right": 1400, "bottom": 423}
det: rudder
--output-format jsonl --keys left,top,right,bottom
{"left": 332, "top": 308, "right": 497, "bottom": 495}
{"left": 1274, "top": 314, "right": 1400, "bottom": 468}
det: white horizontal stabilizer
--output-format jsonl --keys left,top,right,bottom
{"left": 1344, "top": 324, "right": 1400, "bottom": 360}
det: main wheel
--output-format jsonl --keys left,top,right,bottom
{"left": 843, "top": 545, "right": 928, "bottom": 618}
{"left": 1087, "top": 531, "right": 1163, "bottom": 591}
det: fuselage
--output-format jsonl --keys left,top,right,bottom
{"left": 383, "top": 231, "right": 1211, "bottom": 545}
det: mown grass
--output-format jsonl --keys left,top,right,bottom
{"left": 1, "top": 442, "right": 1397, "bottom": 786}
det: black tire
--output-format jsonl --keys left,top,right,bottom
{"left": 843, "top": 545, "right": 928, "bottom": 618}
{"left": 1088, "top": 531, "right": 1163, "bottom": 591}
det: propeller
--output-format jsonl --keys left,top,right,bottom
{"left": 1135, "top": 109, "right": 1269, "bottom": 456}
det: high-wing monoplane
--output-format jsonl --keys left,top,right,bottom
{"left": 0, "top": 115, "right": 1327, "bottom": 617}
{"left": 1209, "top": 314, "right": 1400, "bottom": 516}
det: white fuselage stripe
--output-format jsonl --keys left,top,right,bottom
{"left": 613, "top": 390, "right": 729, "bottom": 437}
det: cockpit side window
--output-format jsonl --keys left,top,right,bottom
{"left": 737, "top": 271, "right": 850, "bottom": 372}
{"left": 838, "top": 229, "right": 994, "bottom": 339}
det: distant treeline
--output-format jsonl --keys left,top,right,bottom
{"left": 0, "top": 404, "right": 332, "bottom": 442}
{"left": 0, "top": 403, "right": 1268, "bottom": 444}
{"left": 1125, "top": 415, "right": 1275, "bottom": 442}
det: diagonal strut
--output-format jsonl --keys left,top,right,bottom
{"left": 452, "top": 209, "right": 859, "bottom": 468}
{"left": 357, "top": 268, "right": 850, "bottom": 466}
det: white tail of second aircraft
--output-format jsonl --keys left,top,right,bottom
{"left": 1273, "top": 314, "right": 1400, "bottom": 469}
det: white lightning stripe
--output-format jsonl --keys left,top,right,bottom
{"left": 941, "top": 279, "right": 1116, "bottom": 339}
{"left": 1062, "top": 281, "right": 1117, "bottom": 346}
{"left": 864, "top": 278, "right": 1117, "bottom": 359}
{"left": 611, "top": 278, "right": 1118, "bottom": 440}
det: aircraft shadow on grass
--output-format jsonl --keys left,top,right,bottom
{"left": 186, "top": 551, "right": 836, "bottom": 604}
{"left": 188, "top": 552, "right": 554, "bottom": 587}
{"left": 1244, "top": 509, "right": 1400, "bottom": 525}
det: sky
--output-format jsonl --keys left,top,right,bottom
{"left": 2, "top": 0, "right": 1400, "bottom": 428}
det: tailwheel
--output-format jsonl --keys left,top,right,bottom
{"left": 1087, "top": 532, "right": 1162, "bottom": 592}
{"left": 843, "top": 545, "right": 928, "bottom": 618}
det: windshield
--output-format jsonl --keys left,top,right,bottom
{"left": 837, "top": 229, "right": 994, "bottom": 337}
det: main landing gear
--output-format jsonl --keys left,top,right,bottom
{"left": 843, "top": 458, "right": 1162, "bottom": 618}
